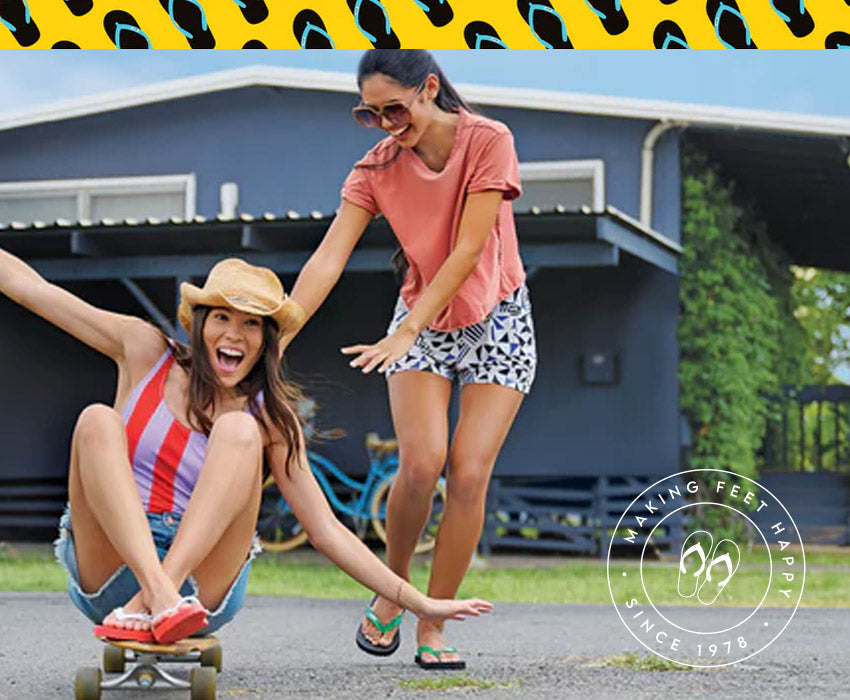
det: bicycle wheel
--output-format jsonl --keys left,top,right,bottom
{"left": 370, "top": 473, "right": 447, "bottom": 554}
{"left": 256, "top": 475, "right": 308, "bottom": 553}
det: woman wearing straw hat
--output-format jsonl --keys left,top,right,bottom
{"left": 281, "top": 50, "right": 536, "bottom": 669}
{"left": 0, "top": 248, "right": 492, "bottom": 644}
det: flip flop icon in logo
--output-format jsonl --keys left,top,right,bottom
{"left": 697, "top": 538, "right": 741, "bottom": 606}
{"left": 412, "top": 0, "right": 453, "bottom": 28}
{"left": 1, "top": 0, "right": 39, "bottom": 47}
{"left": 768, "top": 0, "right": 814, "bottom": 37}
{"left": 583, "top": 0, "right": 628, "bottom": 35}
{"left": 654, "top": 20, "right": 689, "bottom": 48}
{"left": 677, "top": 530, "right": 713, "bottom": 598}
{"left": 464, "top": 21, "right": 508, "bottom": 48}
{"left": 104, "top": 10, "right": 151, "bottom": 48}
{"left": 293, "top": 9, "right": 335, "bottom": 48}
{"left": 517, "top": 0, "right": 572, "bottom": 48}
{"left": 706, "top": 0, "right": 756, "bottom": 49}
{"left": 347, "top": 0, "right": 400, "bottom": 48}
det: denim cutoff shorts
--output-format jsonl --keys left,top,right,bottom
{"left": 54, "top": 504, "right": 260, "bottom": 635}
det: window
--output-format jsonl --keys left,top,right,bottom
{"left": 515, "top": 159, "right": 605, "bottom": 213}
{"left": 0, "top": 174, "right": 196, "bottom": 225}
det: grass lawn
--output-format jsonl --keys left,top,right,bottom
{"left": 0, "top": 541, "right": 845, "bottom": 607}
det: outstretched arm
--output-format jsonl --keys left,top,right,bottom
{"left": 341, "top": 190, "right": 503, "bottom": 373}
{"left": 0, "top": 245, "right": 159, "bottom": 362}
{"left": 266, "top": 430, "right": 492, "bottom": 622}
{"left": 278, "top": 201, "right": 373, "bottom": 355}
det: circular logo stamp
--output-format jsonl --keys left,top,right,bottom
{"left": 606, "top": 469, "right": 805, "bottom": 668}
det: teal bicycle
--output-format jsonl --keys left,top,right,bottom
{"left": 257, "top": 424, "right": 446, "bottom": 554}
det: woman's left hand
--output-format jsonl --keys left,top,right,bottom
{"left": 341, "top": 326, "right": 417, "bottom": 374}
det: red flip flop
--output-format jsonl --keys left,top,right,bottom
{"left": 152, "top": 596, "right": 209, "bottom": 644}
{"left": 94, "top": 607, "right": 154, "bottom": 642}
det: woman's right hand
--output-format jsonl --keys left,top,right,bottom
{"left": 416, "top": 596, "right": 493, "bottom": 624}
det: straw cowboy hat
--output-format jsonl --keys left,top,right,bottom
{"left": 178, "top": 258, "right": 305, "bottom": 337}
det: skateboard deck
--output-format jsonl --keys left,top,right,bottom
{"left": 74, "top": 635, "right": 221, "bottom": 700}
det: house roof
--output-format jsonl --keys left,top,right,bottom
{"left": 1, "top": 65, "right": 850, "bottom": 138}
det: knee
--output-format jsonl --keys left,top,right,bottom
{"left": 446, "top": 457, "right": 493, "bottom": 506}
{"left": 74, "top": 404, "right": 122, "bottom": 446}
{"left": 210, "top": 412, "right": 262, "bottom": 456}
{"left": 397, "top": 445, "right": 447, "bottom": 496}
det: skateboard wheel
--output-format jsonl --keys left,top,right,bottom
{"left": 102, "top": 645, "right": 126, "bottom": 673}
{"left": 74, "top": 667, "right": 102, "bottom": 700}
{"left": 200, "top": 644, "right": 223, "bottom": 672}
{"left": 190, "top": 666, "right": 217, "bottom": 700}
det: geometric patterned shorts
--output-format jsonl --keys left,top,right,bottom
{"left": 384, "top": 284, "right": 537, "bottom": 394}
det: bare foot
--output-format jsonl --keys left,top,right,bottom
{"left": 361, "top": 596, "right": 403, "bottom": 648}
{"left": 416, "top": 620, "right": 462, "bottom": 665}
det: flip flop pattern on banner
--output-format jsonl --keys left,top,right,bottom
{"left": 3, "top": 0, "right": 850, "bottom": 47}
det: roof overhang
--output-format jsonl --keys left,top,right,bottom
{"left": 0, "top": 206, "right": 680, "bottom": 282}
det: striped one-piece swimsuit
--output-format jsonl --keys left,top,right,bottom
{"left": 121, "top": 345, "right": 208, "bottom": 516}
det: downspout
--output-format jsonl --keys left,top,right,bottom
{"left": 640, "top": 120, "right": 688, "bottom": 229}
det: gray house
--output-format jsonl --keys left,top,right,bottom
{"left": 1, "top": 66, "right": 848, "bottom": 550}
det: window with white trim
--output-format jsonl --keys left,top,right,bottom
{"left": 515, "top": 159, "right": 605, "bottom": 213}
{"left": 0, "top": 174, "right": 196, "bottom": 225}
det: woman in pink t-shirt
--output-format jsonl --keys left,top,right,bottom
{"left": 283, "top": 50, "right": 537, "bottom": 670}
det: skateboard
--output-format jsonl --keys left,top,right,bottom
{"left": 74, "top": 636, "right": 221, "bottom": 700}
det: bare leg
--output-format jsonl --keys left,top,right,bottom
{"left": 68, "top": 404, "right": 182, "bottom": 630}
{"left": 121, "top": 411, "right": 263, "bottom": 615}
{"left": 361, "top": 371, "right": 452, "bottom": 648}
{"left": 417, "top": 383, "right": 523, "bottom": 664}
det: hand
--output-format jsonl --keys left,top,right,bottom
{"left": 416, "top": 597, "right": 493, "bottom": 624}
{"left": 341, "top": 325, "right": 417, "bottom": 374}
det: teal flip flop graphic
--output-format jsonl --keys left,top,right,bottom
{"left": 1, "top": 0, "right": 39, "bottom": 47}
{"left": 768, "top": 0, "right": 813, "bottom": 37}
{"left": 826, "top": 31, "right": 850, "bottom": 48}
{"left": 464, "top": 21, "right": 508, "bottom": 48}
{"left": 706, "top": 0, "right": 756, "bottom": 49}
{"left": 293, "top": 9, "right": 335, "bottom": 48}
{"left": 347, "top": 0, "right": 399, "bottom": 48}
{"left": 583, "top": 0, "right": 628, "bottom": 35}
{"left": 158, "top": 0, "right": 215, "bottom": 48}
{"left": 232, "top": 0, "right": 268, "bottom": 25}
{"left": 654, "top": 19, "right": 689, "bottom": 48}
{"left": 517, "top": 0, "right": 572, "bottom": 48}
{"left": 411, "top": 0, "right": 453, "bottom": 27}
{"left": 104, "top": 10, "right": 151, "bottom": 48}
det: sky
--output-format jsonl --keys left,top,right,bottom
{"left": 1, "top": 50, "right": 849, "bottom": 118}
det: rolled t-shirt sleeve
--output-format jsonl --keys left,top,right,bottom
{"left": 341, "top": 166, "right": 380, "bottom": 216}
{"left": 467, "top": 130, "right": 522, "bottom": 201}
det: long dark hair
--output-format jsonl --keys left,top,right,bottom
{"left": 173, "top": 306, "right": 304, "bottom": 477}
{"left": 356, "top": 50, "right": 472, "bottom": 283}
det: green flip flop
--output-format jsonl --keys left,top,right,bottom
{"left": 355, "top": 595, "right": 403, "bottom": 656}
{"left": 414, "top": 645, "right": 466, "bottom": 670}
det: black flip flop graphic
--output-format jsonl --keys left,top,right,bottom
{"left": 653, "top": 19, "right": 689, "bottom": 48}
{"left": 517, "top": 0, "right": 572, "bottom": 48}
{"left": 293, "top": 9, "right": 334, "bottom": 48}
{"left": 235, "top": 0, "right": 268, "bottom": 25}
{"left": 769, "top": 0, "right": 814, "bottom": 38}
{"left": 414, "top": 0, "right": 453, "bottom": 28}
{"left": 825, "top": 31, "right": 850, "bottom": 48}
{"left": 53, "top": 40, "right": 80, "bottom": 48}
{"left": 104, "top": 10, "right": 150, "bottom": 48}
{"left": 706, "top": 0, "right": 756, "bottom": 49}
{"left": 158, "top": 0, "right": 215, "bottom": 48}
{"left": 660, "top": 0, "right": 679, "bottom": 3}
{"left": 1, "top": 0, "right": 40, "bottom": 47}
{"left": 63, "top": 0, "right": 93, "bottom": 16}
{"left": 347, "top": 0, "right": 400, "bottom": 48}
{"left": 464, "top": 21, "right": 507, "bottom": 48}
{"left": 585, "top": 0, "right": 628, "bottom": 35}
{"left": 243, "top": 39, "right": 266, "bottom": 48}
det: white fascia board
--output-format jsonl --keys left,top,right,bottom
{"left": 2, "top": 64, "right": 850, "bottom": 138}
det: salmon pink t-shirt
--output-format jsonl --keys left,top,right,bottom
{"left": 341, "top": 109, "right": 525, "bottom": 332}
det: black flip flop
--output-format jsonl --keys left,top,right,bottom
{"left": 157, "top": 0, "right": 215, "bottom": 48}
{"left": 516, "top": 0, "right": 572, "bottom": 49}
{"left": 347, "top": 0, "right": 400, "bottom": 49}
{"left": 355, "top": 596, "right": 403, "bottom": 657}
{"left": 414, "top": 645, "right": 466, "bottom": 671}
{"left": 464, "top": 21, "right": 508, "bottom": 48}
{"left": 1, "top": 0, "right": 40, "bottom": 47}
{"left": 769, "top": 0, "right": 814, "bottom": 38}
{"left": 293, "top": 9, "right": 335, "bottom": 49}
{"left": 584, "top": 0, "right": 628, "bottom": 36}
{"left": 103, "top": 10, "right": 150, "bottom": 49}
{"left": 653, "top": 20, "right": 689, "bottom": 49}
{"left": 706, "top": 0, "right": 757, "bottom": 49}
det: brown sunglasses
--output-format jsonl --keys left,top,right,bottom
{"left": 352, "top": 83, "right": 425, "bottom": 129}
